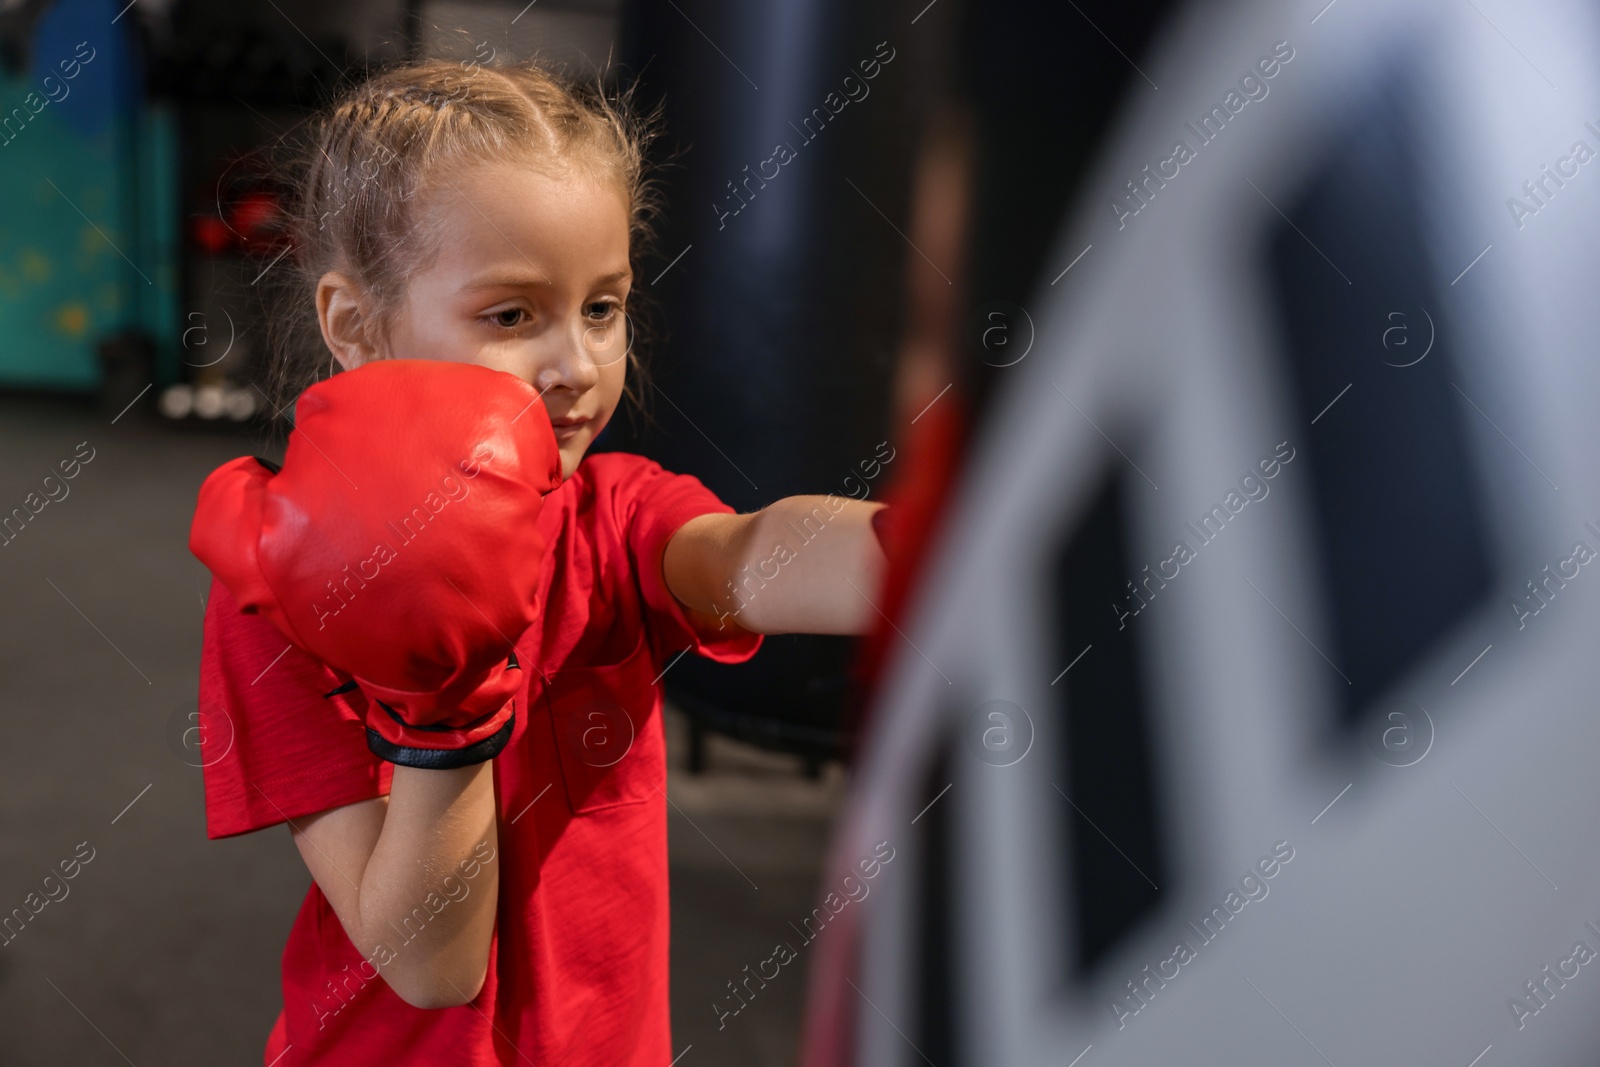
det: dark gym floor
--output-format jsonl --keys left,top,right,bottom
{"left": 0, "top": 393, "right": 844, "bottom": 1066}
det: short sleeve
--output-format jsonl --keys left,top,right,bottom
{"left": 611, "top": 456, "right": 764, "bottom": 666}
{"left": 198, "top": 577, "right": 391, "bottom": 839}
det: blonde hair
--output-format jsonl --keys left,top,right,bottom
{"left": 263, "top": 59, "right": 661, "bottom": 423}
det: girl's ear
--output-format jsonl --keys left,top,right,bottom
{"left": 316, "top": 271, "right": 381, "bottom": 371}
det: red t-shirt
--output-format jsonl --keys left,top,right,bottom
{"left": 196, "top": 452, "right": 763, "bottom": 1066}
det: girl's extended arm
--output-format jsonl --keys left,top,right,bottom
{"left": 289, "top": 763, "right": 499, "bottom": 1010}
{"left": 663, "top": 496, "right": 889, "bottom": 635}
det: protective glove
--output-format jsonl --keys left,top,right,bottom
{"left": 190, "top": 359, "right": 563, "bottom": 768}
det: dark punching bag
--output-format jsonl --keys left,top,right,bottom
{"left": 612, "top": 0, "right": 921, "bottom": 767}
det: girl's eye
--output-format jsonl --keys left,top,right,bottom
{"left": 586, "top": 301, "right": 621, "bottom": 323}
{"left": 487, "top": 308, "right": 527, "bottom": 329}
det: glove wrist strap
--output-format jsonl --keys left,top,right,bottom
{"left": 366, "top": 712, "right": 516, "bottom": 769}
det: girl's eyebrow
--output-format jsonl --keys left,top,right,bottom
{"left": 460, "top": 268, "right": 633, "bottom": 292}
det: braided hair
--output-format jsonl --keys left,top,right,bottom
{"left": 262, "top": 60, "right": 661, "bottom": 423}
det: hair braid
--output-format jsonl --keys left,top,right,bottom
{"left": 260, "top": 59, "right": 662, "bottom": 427}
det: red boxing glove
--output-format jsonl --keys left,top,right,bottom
{"left": 190, "top": 360, "right": 563, "bottom": 768}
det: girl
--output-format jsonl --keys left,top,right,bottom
{"left": 194, "top": 61, "right": 887, "bottom": 1065}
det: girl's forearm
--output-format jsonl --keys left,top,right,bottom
{"left": 355, "top": 763, "right": 500, "bottom": 1008}
{"left": 719, "top": 496, "right": 888, "bottom": 634}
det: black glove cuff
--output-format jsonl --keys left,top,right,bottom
{"left": 366, "top": 711, "right": 516, "bottom": 769}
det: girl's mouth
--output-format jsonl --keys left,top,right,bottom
{"left": 550, "top": 417, "right": 590, "bottom": 442}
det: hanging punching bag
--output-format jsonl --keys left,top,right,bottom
{"left": 613, "top": 0, "right": 921, "bottom": 766}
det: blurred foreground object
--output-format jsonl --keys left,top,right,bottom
{"left": 803, "top": 0, "right": 1600, "bottom": 1063}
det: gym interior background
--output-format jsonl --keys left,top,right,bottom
{"left": 0, "top": 0, "right": 984, "bottom": 1062}
{"left": 17, "top": 0, "right": 1600, "bottom": 1065}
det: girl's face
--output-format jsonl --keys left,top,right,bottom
{"left": 379, "top": 162, "right": 633, "bottom": 479}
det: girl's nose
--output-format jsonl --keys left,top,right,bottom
{"left": 533, "top": 320, "right": 603, "bottom": 394}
